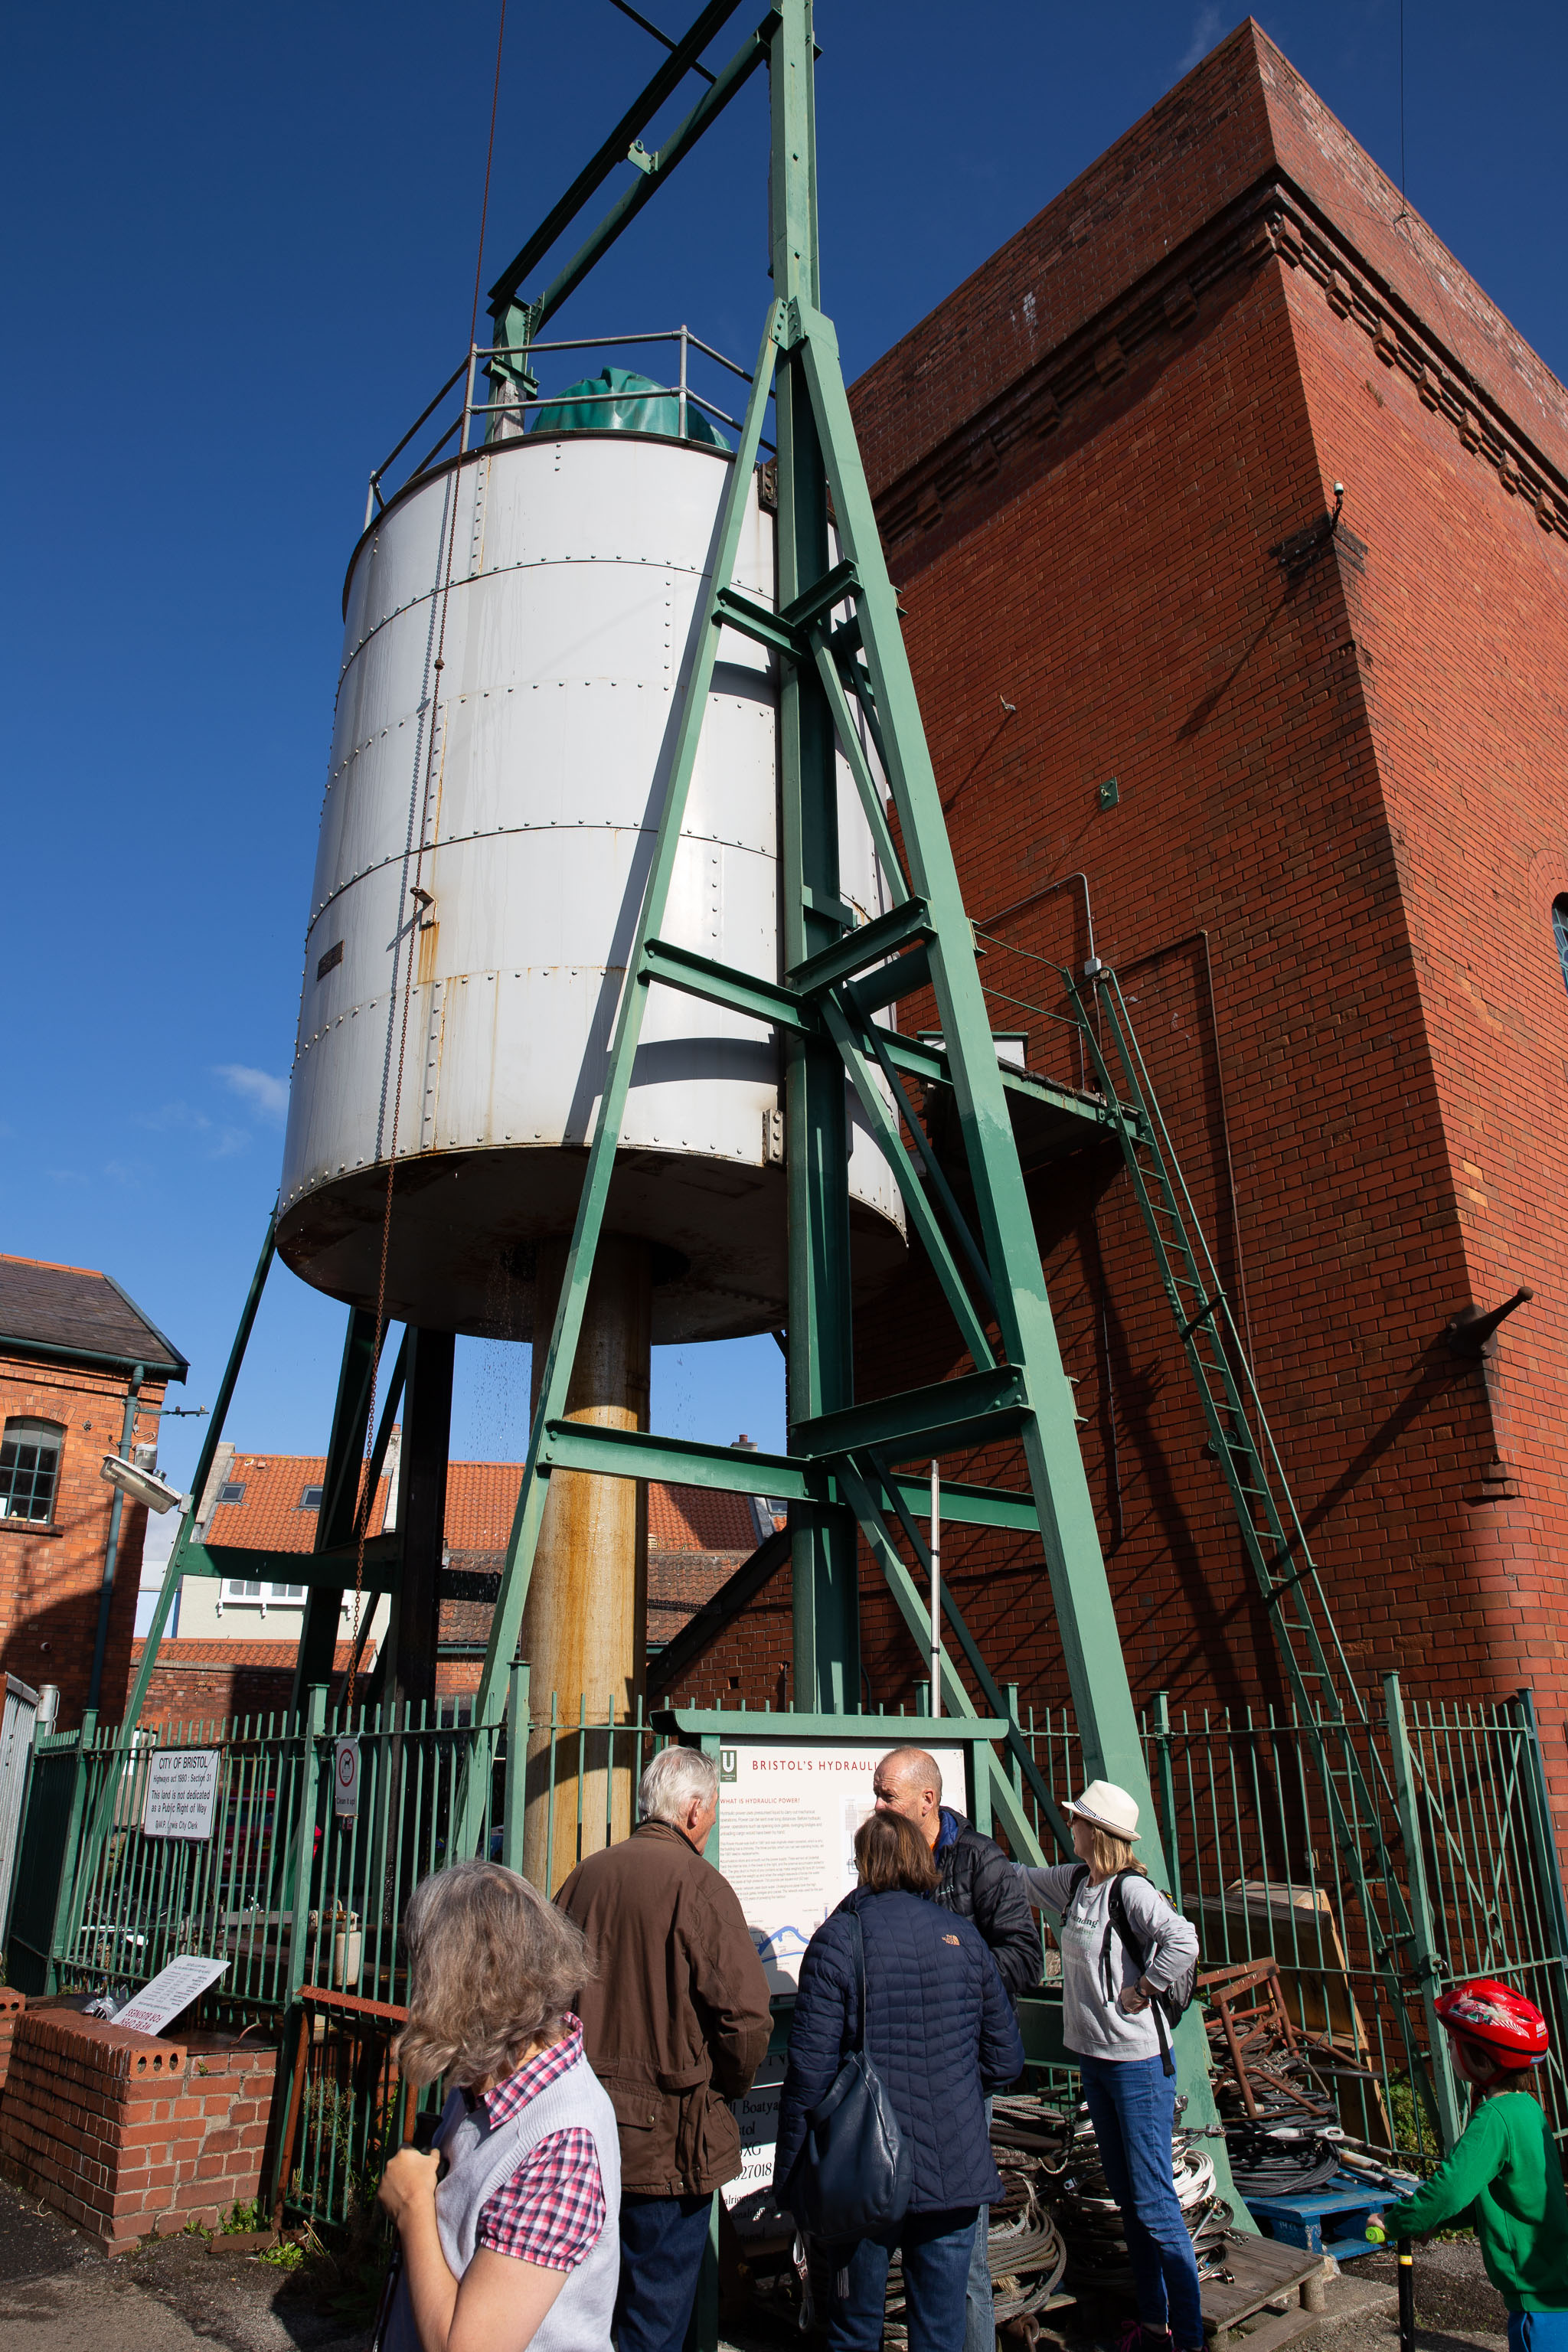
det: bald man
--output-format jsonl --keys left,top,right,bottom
{"left": 874, "top": 1745, "right": 1039, "bottom": 2352}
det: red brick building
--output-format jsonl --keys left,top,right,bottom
{"left": 678, "top": 24, "right": 1568, "bottom": 1834}
{"left": 0, "top": 1256, "right": 185, "bottom": 1728}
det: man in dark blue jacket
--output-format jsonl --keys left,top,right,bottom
{"left": 775, "top": 1823, "right": 1024, "bottom": 2352}
{"left": 874, "top": 1746, "right": 1040, "bottom": 2352}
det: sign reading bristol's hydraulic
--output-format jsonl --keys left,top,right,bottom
{"left": 714, "top": 1741, "right": 967, "bottom": 1994}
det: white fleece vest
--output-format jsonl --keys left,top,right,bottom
{"left": 384, "top": 2052, "right": 620, "bottom": 2352}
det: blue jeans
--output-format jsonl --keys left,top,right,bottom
{"left": 825, "top": 2207, "right": 980, "bottom": 2352}
{"left": 1078, "top": 2051, "right": 1204, "bottom": 2350}
{"left": 964, "top": 2096, "right": 995, "bottom": 2352}
{"left": 613, "top": 2190, "right": 713, "bottom": 2352}
{"left": 1510, "top": 2317, "right": 1568, "bottom": 2350}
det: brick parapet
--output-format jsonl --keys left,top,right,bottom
{"left": 0, "top": 2004, "right": 276, "bottom": 2249}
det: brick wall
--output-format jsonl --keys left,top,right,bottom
{"left": 129, "top": 1638, "right": 376, "bottom": 1730}
{"left": 688, "top": 26, "right": 1568, "bottom": 1857}
{"left": 0, "top": 2004, "right": 275, "bottom": 2251}
{"left": 0, "top": 1986, "right": 22, "bottom": 2097}
{"left": 0, "top": 1352, "right": 166, "bottom": 1730}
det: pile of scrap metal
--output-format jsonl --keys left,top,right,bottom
{"left": 1200, "top": 1955, "right": 1378, "bottom": 2198}
{"left": 1042, "top": 2104, "right": 1238, "bottom": 2296}
{"left": 874, "top": 2098, "right": 1070, "bottom": 2349}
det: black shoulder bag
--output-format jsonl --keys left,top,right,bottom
{"left": 1067, "top": 1864, "right": 1199, "bottom": 2079}
{"left": 781, "top": 1906, "right": 912, "bottom": 2236}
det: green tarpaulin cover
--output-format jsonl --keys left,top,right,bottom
{"left": 529, "top": 365, "right": 730, "bottom": 448}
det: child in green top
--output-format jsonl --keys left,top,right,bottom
{"left": 1373, "top": 1978, "right": 1567, "bottom": 2351}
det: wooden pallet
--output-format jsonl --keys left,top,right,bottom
{"left": 1200, "top": 2231, "right": 1328, "bottom": 2350}
{"left": 1246, "top": 2164, "right": 1420, "bottom": 2263}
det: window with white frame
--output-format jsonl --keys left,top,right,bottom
{"left": 1, "top": 1419, "right": 64, "bottom": 1524}
{"left": 1553, "top": 894, "right": 1568, "bottom": 995}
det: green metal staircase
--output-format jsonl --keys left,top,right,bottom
{"left": 1063, "top": 963, "right": 1463, "bottom": 2142}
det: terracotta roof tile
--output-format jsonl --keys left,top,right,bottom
{"left": 205, "top": 1454, "right": 770, "bottom": 1557}
{"left": 130, "top": 1638, "right": 372, "bottom": 1670}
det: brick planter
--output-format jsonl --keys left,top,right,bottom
{"left": 0, "top": 2004, "right": 277, "bottom": 2251}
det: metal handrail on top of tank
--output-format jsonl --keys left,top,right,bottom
{"left": 363, "top": 324, "right": 772, "bottom": 529}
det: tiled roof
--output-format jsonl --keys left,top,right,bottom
{"left": 130, "top": 1638, "right": 372, "bottom": 1670}
{"left": 648, "top": 1483, "right": 761, "bottom": 1549}
{"left": 0, "top": 1253, "right": 187, "bottom": 1380}
{"left": 206, "top": 1452, "right": 771, "bottom": 1557}
{"left": 203, "top": 1455, "right": 391, "bottom": 1550}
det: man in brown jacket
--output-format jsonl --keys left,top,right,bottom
{"left": 557, "top": 1743, "right": 771, "bottom": 2352}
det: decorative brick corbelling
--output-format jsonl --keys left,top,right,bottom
{"left": 869, "top": 189, "right": 1568, "bottom": 561}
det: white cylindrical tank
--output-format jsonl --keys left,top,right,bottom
{"left": 277, "top": 427, "right": 905, "bottom": 1341}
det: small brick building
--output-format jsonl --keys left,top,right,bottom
{"left": 0, "top": 1256, "right": 186, "bottom": 1729}
{"left": 676, "top": 24, "right": 1568, "bottom": 1848}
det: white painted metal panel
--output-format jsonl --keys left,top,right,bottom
{"left": 280, "top": 432, "right": 903, "bottom": 1341}
{"left": 0, "top": 1676, "right": 38, "bottom": 1943}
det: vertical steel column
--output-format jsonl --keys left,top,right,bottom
{"left": 379, "top": 1328, "right": 456, "bottom": 1716}
{"left": 87, "top": 1364, "right": 145, "bottom": 1714}
{"left": 1383, "top": 1671, "right": 1464, "bottom": 2149}
{"left": 770, "top": 0, "right": 858, "bottom": 1715}
{"left": 292, "top": 1308, "right": 383, "bottom": 1708}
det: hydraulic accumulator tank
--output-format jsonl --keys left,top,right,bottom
{"left": 277, "top": 418, "right": 905, "bottom": 1341}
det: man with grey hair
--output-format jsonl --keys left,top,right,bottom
{"left": 557, "top": 1745, "right": 769, "bottom": 2352}
{"left": 874, "top": 1743, "right": 1039, "bottom": 2352}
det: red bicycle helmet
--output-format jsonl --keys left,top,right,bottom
{"left": 1434, "top": 1979, "right": 1550, "bottom": 2068}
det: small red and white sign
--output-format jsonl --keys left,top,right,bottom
{"left": 334, "top": 1736, "right": 360, "bottom": 1818}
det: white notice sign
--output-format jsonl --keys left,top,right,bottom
{"left": 715, "top": 1740, "right": 968, "bottom": 1993}
{"left": 722, "top": 2056, "right": 788, "bottom": 2238}
{"left": 113, "top": 1953, "right": 229, "bottom": 2037}
{"left": 142, "top": 1748, "right": 221, "bottom": 1840}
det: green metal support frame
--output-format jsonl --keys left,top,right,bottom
{"left": 452, "top": 0, "right": 1236, "bottom": 2175}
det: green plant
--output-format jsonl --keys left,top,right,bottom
{"left": 223, "top": 2198, "right": 270, "bottom": 2234}
{"left": 260, "top": 2240, "right": 305, "bottom": 2271}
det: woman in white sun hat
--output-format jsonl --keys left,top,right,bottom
{"left": 1014, "top": 1781, "right": 1203, "bottom": 2352}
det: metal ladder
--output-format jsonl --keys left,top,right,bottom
{"left": 1065, "top": 964, "right": 1462, "bottom": 2141}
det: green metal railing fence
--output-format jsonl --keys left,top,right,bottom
{"left": 8, "top": 1675, "right": 1566, "bottom": 2223}
{"left": 1005, "top": 1677, "right": 1568, "bottom": 2162}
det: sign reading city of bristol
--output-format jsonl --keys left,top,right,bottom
{"left": 714, "top": 1740, "right": 968, "bottom": 1996}
{"left": 142, "top": 1748, "right": 222, "bottom": 1840}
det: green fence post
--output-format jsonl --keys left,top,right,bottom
{"left": 289, "top": 1685, "right": 328, "bottom": 1997}
{"left": 45, "top": 1709, "right": 97, "bottom": 1992}
{"left": 1383, "top": 1671, "right": 1464, "bottom": 2150}
{"left": 1512, "top": 1686, "right": 1568, "bottom": 2017}
{"left": 503, "top": 1661, "right": 531, "bottom": 1876}
{"left": 1152, "top": 1691, "right": 1182, "bottom": 1914}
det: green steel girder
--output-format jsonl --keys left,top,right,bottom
{"left": 786, "top": 898, "right": 933, "bottom": 993}
{"left": 538, "top": 1417, "right": 1042, "bottom": 1533}
{"left": 181, "top": 1537, "right": 402, "bottom": 1592}
{"left": 639, "top": 937, "right": 813, "bottom": 1033}
{"left": 714, "top": 583, "right": 802, "bottom": 661}
{"left": 792, "top": 1364, "right": 1026, "bottom": 1462}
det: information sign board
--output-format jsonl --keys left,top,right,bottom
{"left": 715, "top": 1740, "right": 967, "bottom": 1993}
{"left": 142, "top": 1748, "right": 221, "bottom": 1840}
{"left": 721, "top": 2055, "right": 788, "bottom": 2238}
{"left": 113, "top": 1953, "right": 228, "bottom": 2037}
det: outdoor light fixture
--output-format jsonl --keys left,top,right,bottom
{"left": 100, "top": 1452, "right": 188, "bottom": 1514}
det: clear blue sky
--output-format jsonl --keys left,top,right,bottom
{"left": 7, "top": 2, "right": 1564, "bottom": 1495}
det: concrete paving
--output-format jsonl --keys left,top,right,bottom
{"left": 0, "top": 2178, "right": 364, "bottom": 2352}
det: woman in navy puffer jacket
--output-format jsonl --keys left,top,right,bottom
{"left": 775, "top": 1812, "right": 1024, "bottom": 2352}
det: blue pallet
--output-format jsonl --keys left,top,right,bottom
{"left": 1246, "top": 2167, "right": 1420, "bottom": 2262}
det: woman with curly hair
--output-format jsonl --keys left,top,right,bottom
{"left": 377, "top": 1860, "right": 619, "bottom": 2352}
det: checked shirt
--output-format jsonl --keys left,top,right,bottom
{"left": 472, "top": 2016, "right": 607, "bottom": 2270}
